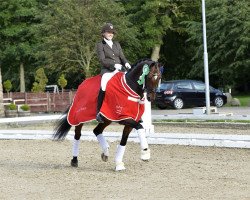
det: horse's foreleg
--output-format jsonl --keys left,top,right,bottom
{"left": 123, "top": 121, "right": 151, "bottom": 161}
{"left": 137, "top": 128, "right": 150, "bottom": 161}
{"left": 93, "top": 122, "right": 111, "bottom": 162}
{"left": 71, "top": 124, "right": 83, "bottom": 167}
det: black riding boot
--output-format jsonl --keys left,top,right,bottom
{"left": 96, "top": 89, "right": 105, "bottom": 123}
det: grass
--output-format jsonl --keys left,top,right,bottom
{"left": 234, "top": 94, "right": 250, "bottom": 106}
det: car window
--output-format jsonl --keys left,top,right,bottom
{"left": 174, "top": 82, "right": 192, "bottom": 90}
{"left": 159, "top": 83, "right": 172, "bottom": 90}
{"left": 193, "top": 82, "right": 205, "bottom": 90}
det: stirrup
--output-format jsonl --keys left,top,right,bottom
{"left": 96, "top": 113, "right": 104, "bottom": 123}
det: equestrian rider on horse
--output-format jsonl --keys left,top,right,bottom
{"left": 96, "top": 23, "right": 131, "bottom": 123}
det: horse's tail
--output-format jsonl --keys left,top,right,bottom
{"left": 52, "top": 107, "right": 72, "bottom": 140}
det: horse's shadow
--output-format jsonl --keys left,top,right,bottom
{"left": 0, "top": 158, "right": 117, "bottom": 173}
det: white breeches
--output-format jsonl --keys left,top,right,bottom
{"left": 101, "top": 70, "right": 119, "bottom": 91}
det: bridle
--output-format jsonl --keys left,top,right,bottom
{"left": 144, "top": 63, "right": 161, "bottom": 95}
{"left": 125, "top": 59, "right": 161, "bottom": 100}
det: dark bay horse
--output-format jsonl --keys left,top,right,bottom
{"left": 53, "top": 59, "right": 161, "bottom": 171}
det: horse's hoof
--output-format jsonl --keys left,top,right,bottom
{"left": 115, "top": 162, "right": 126, "bottom": 171}
{"left": 71, "top": 159, "right": 78, "bottom": 167}
{"left": 101, "top": 153, "right": 108, "bottom": 162}
{"left": 141, "top": 149, "right": 150, "bottom": 161}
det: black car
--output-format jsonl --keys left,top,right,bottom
{"left": 155, "top": 80, "right": 227, "bottom": 109}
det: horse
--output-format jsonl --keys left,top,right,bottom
{"left": 53, "top": 59, "right": 161, "bottom": 171}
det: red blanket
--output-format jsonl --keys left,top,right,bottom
{"left": 100, "top": 72, "right": 144, "bottom": 122}
{"left": 68, "top": 75, "right": 101, "bottom": 126}
{"left": 67, "top": 72, "right": 144, "bottom": 126}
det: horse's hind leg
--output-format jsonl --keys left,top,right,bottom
{"left": 71, "top": 124, "right": 83, "bottom": 167}
{"left": 93, "top": 121, "right": 111, "bottom": 162}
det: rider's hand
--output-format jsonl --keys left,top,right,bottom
{"left": 114, "top": 64, "right": 122, "bottom": 70}
{"left": 125, "top": 63, "right": 131, "bottom": 69}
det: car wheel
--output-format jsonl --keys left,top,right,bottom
{"left": 214, "top": 96, "right": 224, "bottom": 107}
{"left": 173, "top": 98, "right": 184, "bottom": 109}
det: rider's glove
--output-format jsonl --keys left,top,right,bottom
{"left": 125, "top": 63, "right": 131, "bottom": 69}
{"left": 114, "top": 64, "right": 122, "bottom": 70}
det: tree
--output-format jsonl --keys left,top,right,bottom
{"left": 3, "top": 80, "right": 12, "bottom": 97}
{"left": 0, "top": 0, "right": 40, "bottom": 92}
{"left": 58, "top": 74, "right": 67, "bottom": 93}
{"left": 31, "top": 68, "right": 48, "bottom": 92}
{"left": 123, "top": 0, "right": 179, "bottom": 61}
{"left": 0, "top": 65, "right": 4, "bottom": 117}
{"left": 38, "top": 0, "right": 137, "bottom": 79}
{"left": 184, "top": 0, "right": 250, "bottom": 90}
{"left": 159, "top": 0, "right": 202, "bottom": 81}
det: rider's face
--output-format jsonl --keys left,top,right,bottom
{"left": 103, "top": 32, "right": 114, "bottom": 40}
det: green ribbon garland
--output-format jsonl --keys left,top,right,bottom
{"left": 137, "top": 64, "right": 150, "bottom": 85}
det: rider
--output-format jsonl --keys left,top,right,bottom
{"left": 96, "top": 22, "right": 131, "bottom": 123}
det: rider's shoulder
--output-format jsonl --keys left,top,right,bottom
{"left": 97, "top": 40, "right": 105, "bottom": 45}
{"left": 113, "top": 41, "right": 121, "bottom": 48}
{"left": 113, "top": 41, "right": 120, "bottom": 45}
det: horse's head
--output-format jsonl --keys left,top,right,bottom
{"left": 144, "top": 61, "right": 161, "bottom": 101}
{"left": 126, "top": 59, "right": 161, "bottom": 101}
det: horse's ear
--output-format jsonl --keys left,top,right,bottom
{"left": 145, "top": 60, "right": 155, "bottom": 68}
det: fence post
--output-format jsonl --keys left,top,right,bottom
{"left": 69, "top": 91, "right": 74, "bottom": 105}
{"left": 46, "top": 92, "right": 49, "bottom": 112}
{"left": 25, "top": 92, "right": 27, "bottom": 104}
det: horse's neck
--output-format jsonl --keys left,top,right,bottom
{"left": 125, "top": 68, "right": 144, "bottom": 98}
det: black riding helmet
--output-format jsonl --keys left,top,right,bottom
{"left": 101, "top": 23, "right": 116, "bottom": 34}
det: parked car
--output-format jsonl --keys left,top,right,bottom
{"left": 155, "top": 80, "right": 227, "bottom": 109}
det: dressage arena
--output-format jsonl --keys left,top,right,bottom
{"left": 0, "top": 122, "right": 250, "bottom": 199}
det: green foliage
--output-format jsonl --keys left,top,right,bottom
{"left": 234, "top": 94, "right": 250, "bottom": 107}
{"left": 20, "top": 104, "right": 30, "bottom": 111}
{"left": 0, "top": 0, "right": 41, "bottom": 91}
{"left": 58, "top": 74, "right": 67, "bottom": 90}
{"left": 7, "top": 103, "right": 17, "bottom": 110}
{"left": 38, "top": 0, "right": 137, "bottom": 78}
{"left": 159, "top": 1, "right": 201, "bottom": 81}
{"left": 31, "top": 68, "right": 48, "bottom": 92}
{"left": 0, "top": 0, "right": 39, "bottom": 57}
{"left": 123, "top": 0, "right": 179, "bottom": 57}
{"left": 3, "top": 80, "right": 12, "bottom": 92}
{"left": 183, "top": 0, "right": 250, "bottom": 89}
{"left": 0, "top": 0, "right": 249, "bottom": 93}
